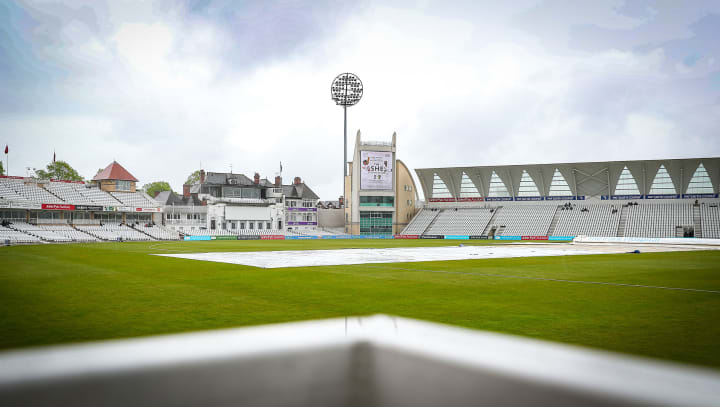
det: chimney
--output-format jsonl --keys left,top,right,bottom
{"left": 183, "top": 184, "right": 190, "bottom": 198}
{"left": 294, "top": 176, "right": 301, "bottom": 185}
{"left": 275, "top": 176, "right": 282, "bottom": 186}
{"left": 254, "top": 173, "right": 260, "bottom": 184}
{"left": 200, "top": 170, "right": 205, "bottom": 183}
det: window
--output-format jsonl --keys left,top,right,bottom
{"left": 302, "top": 200, "right": 313, "bottom": 208}
{"left": 686, "top": 163, "right": 714, "bottom": 194}
{"left": 267, "top": 222, "right": 271, "bottom": 229}
{"left": 359, "top": 196, "right": 394, "bottom": 207}
{"left": 407, "top": 199, "right": 412, "bottom": 206}
{"left": 459, "top": 172, "right": 481, "bottom": 197}
{"left": 517, "top": 170, "right": 540, "bottom": 197}
{"left": 249, "top": 222, "right": 254, "bottom": 229}
{"left": 231, "top": 222, "right": 236, "bottom": 229}
{"left": 615, "top": 166, "right": 640, "bottom": 195}
{"left": 258, "top": 222, "right": 263, "bottom": 230}
{"left": 487, "top": 171, "right": 509, "bottom": 197}
{"left": 649, "top": 165, "right": 676, "bottom": 194}
{"left": 431, "top": 173, "right": 452, "bottom": 198}
{"left": 116, "top": 180, "right": 131, "bottom": 191}
{"left": 359, "top": 211, "right": 393, "bottom": 234}
{"left": 240, "top": 222, "right": 245, "bottom": 229}
{"left": 548, "top": 169, "right": 572, "bottom": 196}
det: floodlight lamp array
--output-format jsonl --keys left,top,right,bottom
{"left": 331, "top": 73, "right": 363, "bottom": 106}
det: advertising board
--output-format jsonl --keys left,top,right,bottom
{"left": 360, "top": 150, "right": 393, "bottom": 190}
{"left": 260, "top": 235, "right": 285, "bottom": 240}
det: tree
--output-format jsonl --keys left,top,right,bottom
{"left": 35, "top": 161, "right": 83, "bottom": 181}
{"left": 185, "top": 170, "right": 201, "bottom": 185}
{"left": 0, "top": 161, "right": 4, "bottom": 175}
{"left": 143, "top": 181, "right": 172, "bottom": 197}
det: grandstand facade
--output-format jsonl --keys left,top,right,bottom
{"left": 0, "top": 161, "right": 175, "bottom": 243}
{"left": 402, "top": 157, "right": 720, "bottom": 239}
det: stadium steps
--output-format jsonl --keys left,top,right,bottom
{"left": 5, "top": 225, "right": 48, "bottom": 243}
{"left": 422, "top": 210, "right": 443, "bottom": 235}
{"left": 72, "top": 224, "right": 109, "bottom": 241}
{"left": 617, "top": 205, "right": 629, "bottom": 237}
{"left": 481, "top": 206, "right": 502, "bottom": 236}
{"left": 40, "top": 184, "right": 66, "bottom": 203}
{"left": 546, "top": 205, "right": 562, "bottom": 236}
{"left": 128, "top": 224, "right": 158, "bottom": 241}
{"left": 693, "top": 205, "right": 702, "bottom": 238}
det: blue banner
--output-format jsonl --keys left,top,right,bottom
{"left": 494, "top": 236, "right": 521, "bottom": 240}
{"left": 514, "top": 196, "right": 544, "bottom": 201}
{"left": 184, "top": 235, "right": 211, "bottom": 241}
{"left": 645, "top": 194, "right": 680, "bottom": 199}
{"left": 601, "top": 195, "right": 644, "bottom": 200}
{"left": 285, "top": 235, "right": 318, "bottom": 240}
{"left": 545, "top": 196, "right": 583, "bottom": 201}
{"left": 485, "top": 197, "right": 514, "bottom": 201}
{"left": 549, "top": 236, "right": 575, "bottom": 241}
{"left": 444, "top": 235, "right": 469, "bottom": 240}
{"left": 682, "top": 193, "right": 718, "bottom": 199}
{"left": 321, "top": 235, "right": 352, "bottom": 239}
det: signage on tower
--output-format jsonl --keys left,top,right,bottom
{"left": 360, "top": 151, "right": 393, "bottom": 190}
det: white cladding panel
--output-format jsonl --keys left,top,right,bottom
{"left": 225, "top": 206, "right": 271, "bottom": 220}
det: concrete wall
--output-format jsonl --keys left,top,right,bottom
{"left": 318, "top": 208, "right": 344, "bottom": 228}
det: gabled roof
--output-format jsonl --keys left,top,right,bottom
{"left": 154, "top": 190, "right": 202, "bottom": 206}
{"left": 93, "top": 161, "right": 138, "bottom": 182}
{"left": 282, "top": 183, "right": 320, "bottom": 200}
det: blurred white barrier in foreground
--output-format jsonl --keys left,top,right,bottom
{"left": 0, "top": 315, "right": 718, "bottom": 406}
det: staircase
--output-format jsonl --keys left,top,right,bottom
{"left": 482, "top": 207, "right": 502, "bottom": 236}
{"left": 617, "top": 205, "right": 629, "bottom": 237}
{"left": 693, "top": 205, "right": 702, "bottom": 238}
{"left": 422, "top": 210, "right": 443, "bottom": 235}
{"left": 129, "top": 224, "right": 158, "bottom": 240}
{"left": 546, "top": 205, "right": 562, "bottom": 236}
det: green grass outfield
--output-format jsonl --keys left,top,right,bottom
{"left": 1, "top": 239, "right": 719, "bottom": 368}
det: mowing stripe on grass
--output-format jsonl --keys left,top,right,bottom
{"left": 364, "top": 265, "right": 720, "bottom": 294}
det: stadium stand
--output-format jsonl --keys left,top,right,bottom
{"left": 79, "top": 187, "right": 123, "bottom": 205}
{"left": 0, "top": 225, "right": 42, "bottom": 244}
{"left": 46, "top": 182, "right": 121, "bottom": 206}
{"left": 401, "top": 209, "right": 439, "bottom": 235}
{"left": 133, "top": 224, "right": 180, "bottom": 240}
{"left": 0, "top": 179, "right": 64, "bottom": 204}
{"left": 552, "top": 204, "right": 622, "bottom": 237}
{"left": 624, "top": 203, "right": 693, "bottom": 238}
{"left": 110, "top": 192, "right": 157, "bottom": 207}
{"left": 490, "top": 205, "right": 556, "bottom": 236}
{"left": 701, "top": 204, "right": 720, "bottom": 238}
{"left": 77, "top": 225, "right": 153, "bottom": 241}
{"left": 425, "top": 208, "right": 494, "bottom": 236}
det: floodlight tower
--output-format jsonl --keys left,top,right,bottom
{"left": 331, "top": 73, "right": 363, "bottom": 208}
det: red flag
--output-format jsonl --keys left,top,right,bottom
{"left": 3, "top": 145, "right": 7, "bottom": 154}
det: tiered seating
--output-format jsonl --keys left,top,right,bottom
{"left": 39, "top": 224, "right": 99, "bottom": 242}
{"left": 491, "top": 205, "right": 556, "bottom": 236}
{"left": 135, "top": 225, "right": 180, "bottom": 240}
{"left": 77, "top": 225, "right": 153, "bottom": 241}
{"left": 0, "top": 181, "right": 28, "bottom": 201}
{"left": 9, "top": 222, "right": 73, "bottom": 242}
{"left": 553, "top": 205, "right": 621, "bottom": 237}
{"left": 4, "top": 182, "right": 63, "bottom": 203}
{"left": 700, "top": 205, "right": 720, "bottom": 238}
{"left": 110, "top": 192, "right": 157, "bottom": 207}
{"left": 46, "top": 183, "right": 95, "bottom": 205}
{"left": 625, "top": 203, "right": 692, "bottom": 238}
{"left": 402, "top": 209, "right": 439, "bottom": 234}
{"left": 0, "top": 225, "right": 41, "bottom": 243}
{"left": 425, "top": 208, "right": 493, "bottom": 235}
{"left": 80, "top": 187, "right": 122, "bottom": 205}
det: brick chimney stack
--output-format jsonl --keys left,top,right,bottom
{"left": 275, "top": 176, "right": 282, "bottom": 186}
{"left": 339, "top": 196, "right": 344, "bottom": 207}
{"left": 183, "top": 184, "right": 190, "bottom": 198}
{"left": 200, "top": 170, "right": 205, "bottom": 183}
{"left": 294, "top": 176, "right": 301, "bottom": 185}
{"left": 254, "top": 173, "right": 260, "bottom": 184}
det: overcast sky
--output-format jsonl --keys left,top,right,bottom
{"left": 2, "top": 0, "right": 719, "bottom": 200}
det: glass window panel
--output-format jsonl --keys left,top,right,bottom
{"left": 517, "top": 170, "right": 540, "bottom": 196}
{"left": 431, "top": 174, "right": 452, "bottom": 198}
{"left": 460, "top": 172, "right": 481, "bottom": 197}
{"left": 487, "top": 171, "right": 510, "bottom": 197}
{"left": 648, "top": 165, "right": 676, "bottom": 194}
{"left": 615, "top": 166, "right": 640, "bottom": 195}
{"left": 686, "top": 163, "right": 714, "bottom": 194}
{"left": 548, "top": 169, "right": 572, "bottom": 196}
